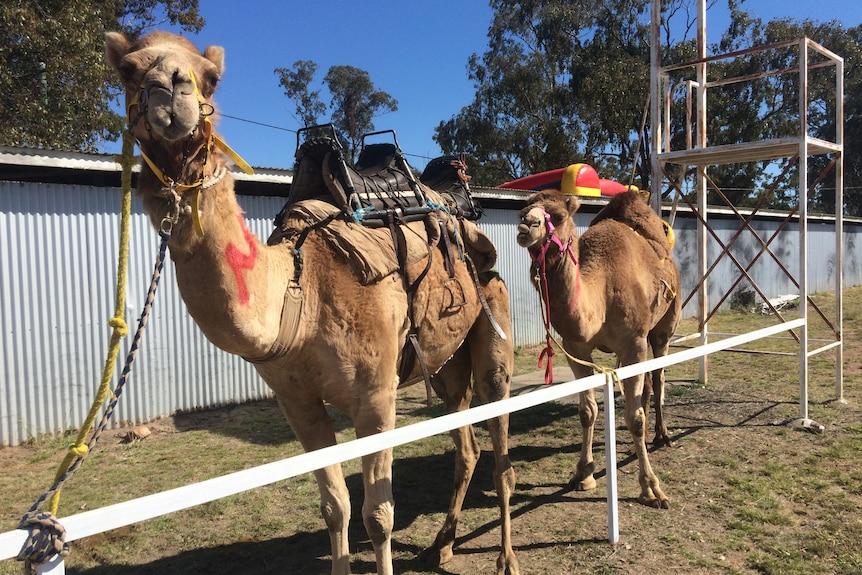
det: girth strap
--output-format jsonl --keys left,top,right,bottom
{"left": 245, "top": 213, "right": 338, "bottom": 364}
{"left": 387, "top": 209, "right": 435, "bottom": 407}
{"left": 244, "top": 280, "right": 303, "bottom": 364}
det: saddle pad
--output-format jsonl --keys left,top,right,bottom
{"left": 281, "top": 200, "right": 441, "bottom": 285}
{"left": 275, "top": 195, "right": 498, "bottom": 284}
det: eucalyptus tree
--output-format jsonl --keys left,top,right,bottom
{"left": 434, "top": 0, "right": 861, "bottom": 216}
{"left": 0, "top": 0, "right": 204, "bottom": 151}
{"left": 275, "top": 61, "right": 398, "bottom": 162}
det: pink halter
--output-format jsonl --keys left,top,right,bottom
{"left": 531, "top": 209, "right": 580, "bottom": 385}
{"left": 530, "top": 210, "right": 577, "bottom": 267}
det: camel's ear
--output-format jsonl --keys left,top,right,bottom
{"left": 105, "top": 31, "right": 130, "bottom": 74}
{"left": 197, "top": 46, "right": 225, "bottom": 97}
{"left": 565, "top": 194, "right": 580, "bottom": 215}
{"left": 203, "top": 45, "right": 225, "bottom": 75}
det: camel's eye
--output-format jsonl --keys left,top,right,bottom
{"left": 201, "top": 72, "right": 219, "bottom": 95}
{"left": 118, "top": 61, "right": 138, "bottom": 85}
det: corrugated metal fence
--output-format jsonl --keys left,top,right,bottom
{"left": 2, "top": 180, "right": 859, "bottom": 445}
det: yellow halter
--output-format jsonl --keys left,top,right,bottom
{"left": 127, "top": 67, "right": 254, "bottom": 236}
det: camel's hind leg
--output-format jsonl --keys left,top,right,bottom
{"left": 646, "top": 328, "right": 674, "bottom": 447}
{"left": 470, "top": 275, "right": 519, "bottom": 575}
{"left": 420, "top": 345, "right": 480, "bottom": 567}
{"left": 647, "top": 285, "right": 682, "bottom": 448}
{"left": 421, "top": 275, "right": 520, "bottom": 575}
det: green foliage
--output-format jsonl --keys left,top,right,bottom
{"left": 434, "top": 0, "right": 654, "bottom": 187}
{"left": 433, "top": 0, "right": 862, "bottom": 215}
{"left": 274, "top": 60, "right": 327, "bottom": 129}
{"left": 275, "top": 61, "right": 398, "bottom": 162}
{"left": 323, "top": 65, "right": 398, "bottom": 161}
{"left": 0, "top": 0, "right": 203, "bottom": 152}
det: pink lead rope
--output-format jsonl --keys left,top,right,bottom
{"left": 532, "top": 210, "right": 579, "bottom": 385}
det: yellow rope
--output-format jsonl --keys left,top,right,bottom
{"left": 47, "top": 130, "right": 134, "bottom": 515}
{"left": 546, "top": 331, "right": 625, "bottom": 399}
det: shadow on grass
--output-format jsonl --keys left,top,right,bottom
{"left": 68, "top": 383, "right": 812, "bottom": 574}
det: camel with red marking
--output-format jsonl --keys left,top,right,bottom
{"left": 106, "top": 30, "right": 519, "bottom": 575}
{"left": 516, "top": 188, "right": 681, "bottom": 508}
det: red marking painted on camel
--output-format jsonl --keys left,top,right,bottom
{"left": 225, "top": 215, "right": 257, "bottom": 305}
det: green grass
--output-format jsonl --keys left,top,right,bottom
{"left": 0, "top": 289, "right": 860, "bottom": 574}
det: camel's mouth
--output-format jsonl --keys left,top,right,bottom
{"left": 516, "top": 206, "right": 547, "bottom": 248}
{"left": 144, "top": 81, "right": 202, "bottom": 142}
{"left": 516, "top": 222, "right": 540, "bottom": 247}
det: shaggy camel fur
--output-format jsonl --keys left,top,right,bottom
{"left": 106, "top": 31, "right": 520, "bottom": 575}
{"left": 516, "top": 189, "right": 681, "bottom": 508}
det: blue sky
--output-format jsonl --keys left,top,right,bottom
{"left": 102, "top": 0, "right": 862, "bottom": 172}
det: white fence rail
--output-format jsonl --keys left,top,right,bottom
{"left": 0, "top": 318, "right": 806, "bottom": 573}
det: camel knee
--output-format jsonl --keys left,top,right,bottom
{"left": 495, "top": 459, "right": 517, "bottom": 495}
{"left": 476, "top": 367, "right": 511, "bottom": 403}
{"left": 579, "top": 397, "right": 597, "bottom": 428}
{"left": 320, "top": 494, "right": 350, "bottom": 534}
{"left": 363, "top": 501, "right": 394, "bottom": 547}
{"left": 626, "top": 406, "right": 647, "bottom": 439}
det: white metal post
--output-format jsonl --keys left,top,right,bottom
{"left": 604, "top": 378, "right": 619, "bottom": 544}
{"left": 799, "top": 38, "right": 810, "bottom": 419}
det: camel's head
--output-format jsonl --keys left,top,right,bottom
{"left": 106, "top": 31, "right": 224, "bottom": 145}
{"left": 516, "top": 189, "right": 579, "bottom": 249}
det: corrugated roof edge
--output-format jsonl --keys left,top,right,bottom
{"left": 0, "top": 145, "right": 293, "bottom": 184}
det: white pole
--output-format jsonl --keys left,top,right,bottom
{"left": 604, "top": 377, "right": 620, "bottom": 544}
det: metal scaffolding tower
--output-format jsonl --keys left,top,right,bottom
{"left": 649, "top": 0, "right": 845, "bottom": 416}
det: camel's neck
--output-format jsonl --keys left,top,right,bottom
{"left": 138, "top": 151, "right": 292, "bottom": 358}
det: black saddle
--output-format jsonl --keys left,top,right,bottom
{"left": 419, "top": 155, "right": 483, "bottom": 221}
{"left": 274, "top": 124, "right": 483, "bottom": 230}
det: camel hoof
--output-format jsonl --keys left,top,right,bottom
{"left": 419, "top": 543, "right": 453, "bottom": 566}
{"left": 497, "top": 553, "right": 521, "bottom": 575}
{"left": 638, "top": 493, "right": 670, "bottom": 509}
{"left": 652, "top": 435, "right": 675, "bottom": 448}
{"left": 569, "top": 475, "right": 597, "bottom": 491}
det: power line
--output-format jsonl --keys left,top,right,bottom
{"left": 216, "top": 112, "right": 296, "bottom": 134}
{"left": 214, "top": 112, "right": 437, "bottom": 164}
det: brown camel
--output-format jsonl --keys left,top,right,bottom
{"left": 105, "top": 31, "right": 520, "bottom": 575}
{"left": 516, "top": 188, "right": 681, "bottom": 508}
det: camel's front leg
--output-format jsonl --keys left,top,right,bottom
{"left": 273, "top": 395, "right": 353, "bottom": 575}
{"left": 622, "top": 371, "right": 669, "bottom": 509}
{"left": 313, "top": 464, "right": 353, "bottom": 575}
{"left": 567, "top": 353, "right": 598, "bottom": 491}
{"left": 355, "top": 390, "right": 398, "bottom": 575}
{"left": 571, "top": 386, "right": 598, "bottom": 490}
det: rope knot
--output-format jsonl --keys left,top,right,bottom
{"left": 538, "top": 344, "right": 555, "bottom": 385}
{"left": 108, "top": 316, "right": 128, "bottom": 337}
{"left": 17, "top": 511, "right": 70, "bottom": 570}
{"left": 69, "top": 443, "right": 89, "bottom": 457}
